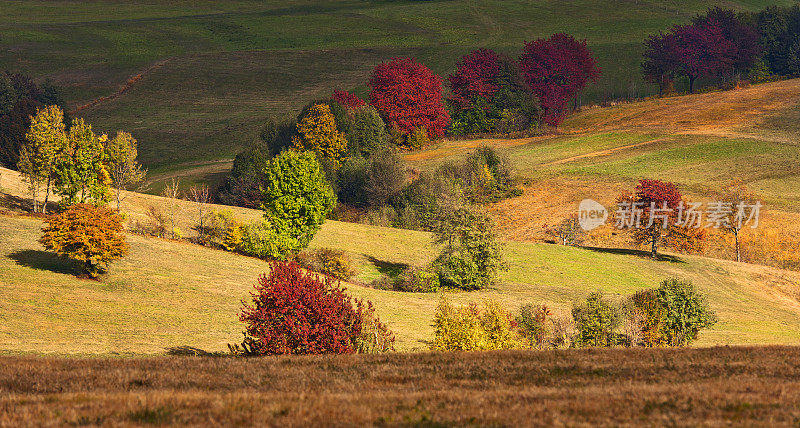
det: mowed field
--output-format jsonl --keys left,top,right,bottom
{"left": 2, "top": 0, "right": 796, "bottom": 182}
{"left": 3, "top": 347, "right": 800, "bottom": 426}
{"left": 3, "top": 166, "right": 800, "bottom": 355}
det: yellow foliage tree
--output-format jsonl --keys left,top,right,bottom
{"left": 18, "top": 105, "right": 67, "bottom": 213}
{"left": 292, "top": 103, "right": 347, "bottom": 168}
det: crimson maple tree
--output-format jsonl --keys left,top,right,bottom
{"left": 332, "top": 90, "right": 365, "bottom": 110}
{"left": 368, "top": 57, "right": 450, "bottom": 140}
{"left": 519, "top": 33, "right": 601, "bottom": 126}
{"left": 617, "top": 179, "right": 706, "bottom": 259}
{"left": 447, "top": 48, "right": 503, "bottom": 110}
{"left": 238, "top": 261, "right": 390, "bottom": 355}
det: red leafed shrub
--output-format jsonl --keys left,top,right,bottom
{"left": 519, "top": 33, "right": 601, "bottom": 126}
{"left": 448, "top": 48, "right": 502, "bottom": 110}
{"left": 368, "top": 57, "right": 450, "bottom": 139}
{"left": 236, "top": 261, "right": 393, "bottom": 355}
{"left": 332, "top": 90, "right": 365, "bottom": 110}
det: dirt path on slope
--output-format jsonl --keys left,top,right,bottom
{"left": 70, "top": 59, "right": 172, "bottom": 114}
{"left": 541, "top": 137, "right": 666, "bottom": 166}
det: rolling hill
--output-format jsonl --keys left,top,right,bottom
{"left": 2, "top": 0, "right": 796, "bottom": 185}
{"left": 2, "top": 165, "right": 800, "bottom": 354}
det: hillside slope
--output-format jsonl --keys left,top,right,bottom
{"left": 2, "top": 166, "right": 800, "bottom": 354}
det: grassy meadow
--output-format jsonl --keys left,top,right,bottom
{"left": 3, "top": 185, "right": 800, "bottom": 354}
{"left": 2, "top": 0, "right": 796, "bottom": 181}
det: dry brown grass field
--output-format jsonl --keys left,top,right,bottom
{"left": 3, "top": 346, "right": 800, "bottom": 426}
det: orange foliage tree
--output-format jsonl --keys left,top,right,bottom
{"left": 292, "top": 103, "right": 348, "bottom": 168}
{"left": 39, "top": 203, "right": 127, "bottom": 277}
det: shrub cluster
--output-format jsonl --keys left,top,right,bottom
{"left": 233, "top": 261, "right": 393, "bottom": 355}
{"left": 431, "top": 277, "right": 717, "bottom": 352}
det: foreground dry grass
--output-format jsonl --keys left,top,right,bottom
{"left": 2, "top": 347, "right": 800, "bottom": 426}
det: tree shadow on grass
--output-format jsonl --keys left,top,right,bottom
{"left": 7, "top": 250, "right": 77, "bottom": 275}
{"left": 366, "top": 255, "right": 409, "bottom": 278}
{"left": 165, "top": 346, "right": 212, "bottom": 356}
{"left": 583, "top": 246, "right": 686, "bottom": 264}
{"left": 0, "top": 192, "right": 58, "bottom": 213}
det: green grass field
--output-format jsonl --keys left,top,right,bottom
{"left": 2, "top": 0, "right": 795, "bottom": 178}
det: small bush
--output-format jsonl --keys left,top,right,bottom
{"left": 397, "top": 267, "right": 440, "bottom": 292}
{"left": 199, "top": 209, "right": 238, "bottom": 247}
{"left": 656, "top": 278, "right": 717, "bottom": 346}
{"left": 517, "top": 304, "right": 552, "bottom": 349}
{"left": 630, "top": 289, "right": 667, "bottom": 347}
{"left": 432, "top": 297, "right": 521, "bottom": 351}
{"left": 144, "top": 205, "right": 168, "bottom": 238}
{"left": 433, "top": 206, "right": 505, "bottom": 291}
{"left": 235, "top": 261, "right": 391, "bottom": 355}
{"left": 572, "top": 292, "right": 621, "bottom": 348}
{"left": 295, "top": 248, "right": 357, "bottom": 280}
{"left": 39, "top": 203, "right": 128, "bottom": 277}
{"left": 355, "top": 302, "right": 395, "bottom": 354}
{"left": 347, "top": 105, "right": 389, "bottom": 157}
{"left": 365, "top": 150, "right": 405, "bottom": 207}
{"left": 405, "top": 126, "right": 430, "bottom": 150}
{"left": 234, "top": 219, "right": 295, "bottom": 260}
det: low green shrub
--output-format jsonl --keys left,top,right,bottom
{"left": 398, "top": 267, "right": 440, "bottom": 292}
{"left": 655, "top": 278, "right": 717, "bottom": 346}
{"left": 355, "top": 302, "right": 395, "bottom": 354}
{"left": 572, "top": 292, "right": 621, "bottom": 348}
{"left": 516, "top": 304, "right": 552, "bottom": 349}
{"left": 630, "top": 289, "right": 667, "bottom": 347}
{"left": 405, "top": 126, "right": 430, "bottom": 150}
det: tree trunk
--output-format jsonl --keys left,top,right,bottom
{"left": 734, "top": 230, "right": 741, "bottom": 263}
{"left": 42, "top": 174, "right": 51, "bottom": 214}
{"left": 688, "top": 75, "right": 696, "bottom": 94}
{"left": 116, "top": 185, "right": 122, "bottom": 212}
{"left": 651, "top": 228, "right": 659, "bottom": 259}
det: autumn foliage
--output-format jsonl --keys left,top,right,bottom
{"left": 448, "top": 48, "right": 504, "bottom": 110}
{"left": 332, "top": 90, "right": 365, "bottom": 110}
{"left": 368, "top": 57, "right": 450, "bottom": 140}
{"left": 519, "top": 33, "right": 601, "bottom": 126}
{"left": 292, "top": 103, "right": 348, "bottom": 167}
{"left": 237, "top": 262, "right": 393, "bottom": 355}
{"left": 642, "top": 8, "right": 761, "bottom": 94}
{"left": 39, "top": 203, "right": 128, "bottom": 277}
{"left": 617, "top": 179, "right": 706, "bottom": 259}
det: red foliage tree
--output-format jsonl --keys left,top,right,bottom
{"left": 332, "top": 90, "right": 365, "bottom": 110}
{"left": 693, "top": 7, "right": 761, "bottom": 78}
{"left": 519, "top": 33, "right": 601, "bottom": 126}
{"left": 448, "top": 48, "right": 503, "bottom": 110}
{"left": 672, "top": 22, "right": 736, "bottom": 93}
{"left": 617, "top": 179, "right": 707, "bottom": 259}
{"left": 368, "top": 57, "right": 450, "bottom": 139}
{"left": 238, "top": 261, "right": 364, "bottom": 355}
{"left": 642, "top": 31, "right": 680, "bottom": 96}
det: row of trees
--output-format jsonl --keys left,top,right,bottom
{"left": 18, "top": 106, "right": 144, "bottom": 213}
{"left": 643, "top": 6, "right": 800, "bottom": 95}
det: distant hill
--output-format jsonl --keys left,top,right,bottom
{"left": 1, "top": 0, "right": 794, "bottom": 181}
